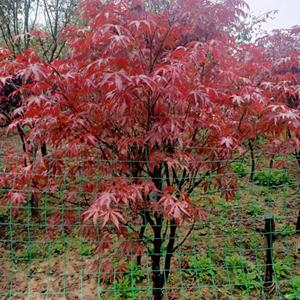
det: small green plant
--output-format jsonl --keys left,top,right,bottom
{"left": 274, "top": 259, "right": 291, "bottom": 279}
{"left": 259, "top": 187, "right": 275, "bottom": 204}
{"left": 127, "top": 261, "right": 144, "bottom": 283}
{"left": 187, "top": 256, "right": 216, "bottom": 282}
{"left": 225, "top": 255, "right": 259, "bottom": 290}
{"left": 232, "top": 162, "right": 248, "bottom": 178}
{"left": 278, "top": 224, "right": 296, "bottom": 237}
{"left": 115, "top": 276, "right": 132, "bottom": 299}
{"left": 225, "top": 254, "right": 248, "bottom": 271}
{"left": 224, "top": 225, "right": 238, "bottom": 235}
{"left": 232, "top": 270, "right": 259, "bottom": 290}
{"left": 14, "top": 242, "right": 45, "bottom": 262}
{"left": 254, "top": 169, "right": 291, "bottom": 187}
{"left": 285, "top": 277, "right": 300, "bottom": 300}
{"left": 51, "top": 240, "right": 65, "bottom": 255}
{"left": 260, "top": 187, "right": 270, "bottom": 196}
{"left": 79, "top": 243, "right": 94, "bottom": 256}
{"left": 115, "top": 262, "right": 144, "bottom": 299}
{"left": 247, "top": 203, "right": 264, "bottom": 217}
{"left": 264, "top": 194, "right": 275, "bottom": 204}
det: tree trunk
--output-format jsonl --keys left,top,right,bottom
{"left": 152, "top": 216, "right": 163, "bottom": 300}
{"left": 269, "top": 154, "right": 275, "bottom": 169}
{"left": 41, "top": 142, "right": 48, "bottom": 156}
{"left": 17, "top": 124, "right": 27, "bottom": 167}
{"left": 248, "top": 140, "right": 255, "bottom": 181}
{"left": 296, "top": 208, "right": 300, "bottom": 235}
{"left": 151, "top": 220, "right": 177, "bottom": 300}
{"left": 30, "top": 193, "right": 38, "bottom": 218}
{"left": 295, "top": 152, "right": 300, "bottom": 170}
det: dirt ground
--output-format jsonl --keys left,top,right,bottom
{"left": 1, "top": 249, "right": 100, "bottom": 300}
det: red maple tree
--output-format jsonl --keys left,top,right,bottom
{"left": 1, "top": 1, "right": 300, "bottom": 298}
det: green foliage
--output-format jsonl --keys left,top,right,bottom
{"left": 188, "top": 256, "right": 216, "bottom": 282}
{"left": 115, "top": 262, "right": 144, "bottom": 299}
{"left": 225, "top": 254, "right": 248, "bottom": 270}
{"left": 285, "top": 277, "right": 300, "bottom": 300}
{"left": 115, "top": 276, "right": 132, "bottom": 299}
{"left": 127, "top": 262, "right": 144, "bottom": 284}
{"left": 225, "top": 255, "right": 260, "bottom": 290}
{"left": 232, "top": 162, "right": 248, "bottom": 178}
{"left": 246, "top": 203, "right": 264, "bottom": 217}
{"left": 259, "top": 187, "right": 275, "bottom": 204}
{"left": 79, "top": 243, "right": 94, "bottom": 256}
{"left": 274, "top": 259, "right": 291, "bottom": 279}
{"left": 51, "top": 240, "right": 65, "bottom": 255}
{"left": 14, "top": 242, "right": 45, "bottom": 262}
{"left": 278, "top": 224, "right": 296, "bottom": 237}
{"left": 254, "top": 169, "right": 291, "bottom": 187}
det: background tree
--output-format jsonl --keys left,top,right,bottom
{"left": 256, "top": 26, "right": 300, "bottom": 168}
{"left": 0, "top": 0, "right": 79, "bottom": 61}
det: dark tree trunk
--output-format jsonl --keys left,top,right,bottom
{"left": 30, "top": 193, "right": 38, "bottom": 218}
{"left": 295, "top": 152, "right": 300, "bottom": 169}
{"left": 149, "top": 166, "right": 178, "bottom": 299}
{"left": 296, "top": 208, "right": 300, "bottom": 235}
{"left": 152, "top": 216, "right": 163, "bottom": 300}
{"left": 151, "top": 220, "right": 177, "bottom": 300}
{"left": 269, "top": 154, "right": 275, "bottom": 169}
{"left": 41, "top": 142, "right": 48, "bottom": 156}
{"left": 248, "top": 140, "right": 255, "bottom": 181}
{"left": 17, "top": 124, "right": 27, "bottom": 167}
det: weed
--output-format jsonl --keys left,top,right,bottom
{"left": 225, "top": 254, "right": 260, "bottom": 290}
{"left": 79, "top": 243, "right": 94, "bottom": 256}
{"left": 247, "top": 203, "right": 264, "bottom": 217}
{"left": 14, "top": 242, "right": 45, "bottom": 262}
{"left": 0, "top": 206, "right": 8, "bottom": 218}
{"left": 232, "top": 162, "right": 248, "bottom": 178}
{"left": 51, "top": 240, "right": 65, "bottom": 255}
{"left": 115, "top": 276, "right": 132, "bottom": 299}
{"left": 115, "top": 262, "right": 144, "bottom": 299}
{"left": 278, "top": 224, "right": 296, "bottom": 237}
{"left": 285, "top": 277, "right": 300, "bottom": 300}
{"left": 254, "top": 169, "right": 291, "bottom": 187}
{"left": 187, "top": 256, "right": 216, "bottom": 282}
{"left": 274, "top": 259, "right": 291, "bottom": 279}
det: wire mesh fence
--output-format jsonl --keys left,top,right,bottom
{"left": 0, "top": 136, "right": 299, "bottom": 300}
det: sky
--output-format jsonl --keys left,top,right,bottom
{"left": 246, "top": 0, "right": 300, "bottom": 31}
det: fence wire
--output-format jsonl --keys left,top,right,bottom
{"left": 0, "top": 138, "right": 299, "bottom": 300}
